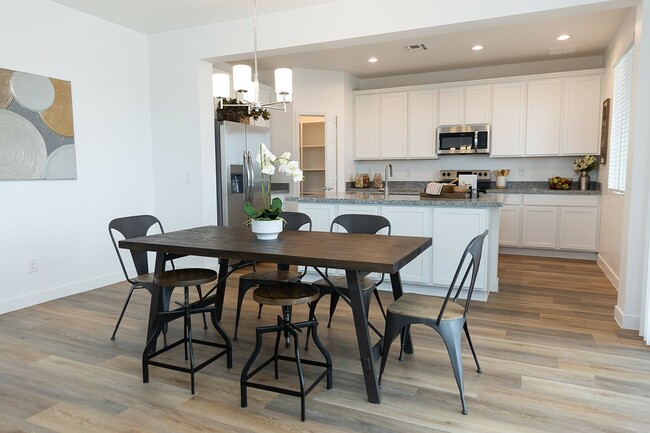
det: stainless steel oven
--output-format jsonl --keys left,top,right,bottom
{"left": 437, "top": 124, "right": 490, "bottom": 154}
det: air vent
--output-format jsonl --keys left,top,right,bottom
{"left": 548, "top": 46, "right": 578, "bottom": 55}
{"left": 404, "top": 44, "right": 428, "bottom": 51}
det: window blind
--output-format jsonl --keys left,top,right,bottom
{"left": 608, "top": 45, "right": 634, "bottom": 193}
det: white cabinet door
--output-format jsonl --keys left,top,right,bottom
{"left": 559, "top": 207, "right": 600, "bottom": 251}
{"left": 438, "top": 87, "right": 464, "bottom": 126}
{"left": 491, "top": 82, "right": 527, "bottom": 157}
{"left": 408, "top": 90, "right": 438, "bottom": 158}
{"left": 522, "top": 206, "right": 558, "bottom": 248}
{"left": 380, "top": 92, "right": 408, "bottom": 158}
{"left": 561, "top": 75, "right": 602, "bottom": 155}
{"left": 499, "top": 206, "right": 521, "bottom": 247}
{"left": 381, "top": 206, "right": 433, "bottom": 284}
{"left": 297, "top": 203, "right": 336, "bottom": 232}
{"left": 525, "top": 79, "right": 562, "bottom": 156}
{"left": 354, "top": 94, "right": 380, "bottom": 159}
{"left": 465, "top": 85, "right": 492, "bottom": 124}
{"left": 432, "top": 208, "right": 488, "bottom": 290}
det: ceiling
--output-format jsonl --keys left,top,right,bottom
{"left": 49, "top": 0, "right": 632, "bottom": 79}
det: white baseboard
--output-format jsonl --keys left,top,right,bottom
{"left": 499, "top": 247, "right": 597, "bottom": 260}
{"left": 596, "top": 254, "right": 619, "bottom": 290}
{"left": 614, "top": 305, "right": 640, "bottom": 330}
{"left": 0, "top": 272, "right": 125, "bottom": 315}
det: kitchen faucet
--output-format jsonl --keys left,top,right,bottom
{"left": 384, "top": 163, "right": 392, "bottom": 198}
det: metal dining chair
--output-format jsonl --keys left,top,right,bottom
{"left": 108, "top": 215, "right": 207, "bottom": 341}
{"left": 378, "top": 230, "right": 489, "bottom": 415}
{"left": 311, "top": 214, "right": 389, "bottom": 324}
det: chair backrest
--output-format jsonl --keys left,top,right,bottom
{"left": 330, "top": 214, "right": 391, "bottom": 236}
{"left": 329, "top": 214, "right": 391, "bottom": 282}
{"left": 281, "top": 211, "right": 312, "bottom": 231}
{"left": 437, "top": 230, "right": 489, "bottom": 324}
{"left": 109, "top": 215, "right": 165, "bottom": 281}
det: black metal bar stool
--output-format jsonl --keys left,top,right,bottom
{"left": 143, "top": 268, "right": 232, "bottom": 394}
{"left": 240, "top": 283, "right": 332, "bottom": 422}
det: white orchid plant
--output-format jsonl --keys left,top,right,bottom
{"left": 573, "top": 155, "right": 598, "bottom": 174}
{"left": 244, "top": 143, "right": 303, "bottom": 222}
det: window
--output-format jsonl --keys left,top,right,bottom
{"left": 608, "top": 45, "right": 634, "bottom": 193}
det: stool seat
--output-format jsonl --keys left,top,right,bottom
{"left": 143, "top": 267, "right": 231, "bottom": 395}
{"left": 154, "top": 268, "right": 217, "bottom": 287}
{"left": 253, "top": 283, "right": 319, "bottom": 307}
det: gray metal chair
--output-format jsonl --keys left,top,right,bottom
{"left": 310, "top": 214, "right": 390, "bottom": 329}
{"left": 378, "top": 230, "right": 488, "bottom": 415}
{"left": 233, "top": 211, "right": 312, "bottom": 340}
{"left": 108, "top": 215, "right": 207, "bottom": 341}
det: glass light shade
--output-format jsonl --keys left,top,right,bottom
{"left": 274, "top": 68, "right": 293, "bottom": 99}
{"left": 212, "top": 73, "right": 230, "bottom": 98}
{"left": 233, "top": 65, "right": 252, "bottom": 93}
{"left": 247, "top": 79, "right": 259, "bottom": 103}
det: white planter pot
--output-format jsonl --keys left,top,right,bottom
{"left": 251, "top": 219, "right": 283, "bottom": 240}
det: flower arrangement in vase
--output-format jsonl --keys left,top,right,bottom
{"left": 573, "top": 155, "right": 598, "bottom": 191}
{"left": 245, "top": 143, "right": 303, "bottom": 239}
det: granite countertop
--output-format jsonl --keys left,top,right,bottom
{"left": 286, "top": 192, "right": 503, "bottom": 207}
{"left": 345, "top": 181, "right": 602, "bottom": 196}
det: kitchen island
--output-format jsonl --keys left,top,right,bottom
{"left": 286, "top": 193, "right": 502, "bottom": 300}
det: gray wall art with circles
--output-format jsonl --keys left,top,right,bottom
{"left": 0, "top": 67, "right": 76, "bottom": 180}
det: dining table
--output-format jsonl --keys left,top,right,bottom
{"left": 119, "top": 224, "right": 432, "bottom": 403}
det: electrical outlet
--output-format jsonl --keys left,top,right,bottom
{"left": 518, "top": 168, "right": 525, "bottom": 177}
{"left": 184, "top": 173, "right": 192, "bottom": 184}
{"left": 28, "top": 259, "right": 38, "bottom": 273}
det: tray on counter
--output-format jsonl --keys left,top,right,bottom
{"left": 420, "top": 192, "right": 469, "bottom": 200}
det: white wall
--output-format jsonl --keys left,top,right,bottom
{"left": 0, "top": 0, "right": 153, "bottom": 313}
{"left": 598, "top": 9, "right": 636, "bottom": 290}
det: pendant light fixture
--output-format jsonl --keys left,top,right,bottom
{"left": 212, "top": 0, "right": 292, "bottom": 113}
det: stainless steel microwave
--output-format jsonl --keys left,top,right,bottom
{"left": 437, "top": 124, "right": 490, "bottom": 154}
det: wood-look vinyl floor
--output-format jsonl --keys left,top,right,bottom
{"left": 1, "top": 255, "right": 649, "bottom": 432}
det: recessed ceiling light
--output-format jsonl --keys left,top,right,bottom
{"left": 556, "top": 34, "right": 571, "bottom": 41}
{"left": 472, "top": 45, "right": 484, "bottom": 51}
{"left": 368, "top": 57, "right": 378, "bottom": 63}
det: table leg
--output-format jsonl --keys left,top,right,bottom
{"left": 389, "top": 272, "right": 413, "bottom": 354}
{"left": 145, "top": 252, "right": 173, "bottom": 353}
{"left": 213, "top": 258, "right": 230, "bottom": 322}
{"left": 345, "top": 269, "right": 380, "bottom": 403}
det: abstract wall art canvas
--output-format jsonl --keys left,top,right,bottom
{"left": 0, "top": 67, "right": 76, "bottom": 180}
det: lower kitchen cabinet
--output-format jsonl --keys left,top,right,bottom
{"left": 522, "top": 206, "right": 558, "bottom": 248}
{"left": 500, "top": 194, "right": 600, "bottom": 254}
{"left": 432, "top": 208, "right": 488, "bottom": 290}
{"left": 296, "top": 202, "right": 498, "bottom": 299}
{"left": 559, "top": 207, "right": 600, "bottom": 251}
{"left": 381, "top": 206, "right": 432, "bottom": 284}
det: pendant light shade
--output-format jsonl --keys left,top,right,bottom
{"left": 233, "top": 65, "right": 252, "bottom": 93}
{"left": 274, "top": 68, "right": 293, "bottom": 102}
{"left": 212, "top": 73, "right": 230, "bottom": 98}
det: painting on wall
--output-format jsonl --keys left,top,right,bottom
{"left": 0, "top": 67, "right": 76, "bottom": 180}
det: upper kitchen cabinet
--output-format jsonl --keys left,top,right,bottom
{"left": 491, "top": 81, "right": 527, "bottom": 157}
{"left": 438, "top": 85, "right": 491, "bottom": 126}
{"left": 354, "top": 92, "right": 407, "bottom": 159}
{"left": 379, "top": 92, "right": 408, "bottom": 158}
{"left": 525, "top": 78, "right": 563, "bottom": 156}
{"left": 561, "top": 75, "right": 602, "bottom": 155}
{"left": 408, "top": 89, "right": 438, "bottom": 159}
{"left": 354, "top": 94, "right": 380, "bottom": 159}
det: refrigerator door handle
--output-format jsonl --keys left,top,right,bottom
{"left": 247, "top": 151, "right": 255, "bottom": 203}
{"left": 242, "top": 151, "right": 249, "bottom": 203}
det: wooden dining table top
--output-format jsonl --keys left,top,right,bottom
{"left": 119, "top": 225, "right": 432, "bottom": 274}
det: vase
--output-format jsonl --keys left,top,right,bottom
{"left": 579, "top": 171, "right": 591, "bottom": 191}
{"left": 251, "top": 219, "right": 283, "bottom": 240}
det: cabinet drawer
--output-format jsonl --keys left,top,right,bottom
{"left": 493, "top": 193, "right": 522, "bottom": 205}
{"left": 523, "top": 194, "right": 599, "bottom": 207}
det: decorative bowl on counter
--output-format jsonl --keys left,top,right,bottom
{"left": 548, "top": 176, "right": 573, "bottom": 190}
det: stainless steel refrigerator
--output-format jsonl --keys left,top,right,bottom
{"left": 215, "top": 120, "right": 269, "bottom": 227}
